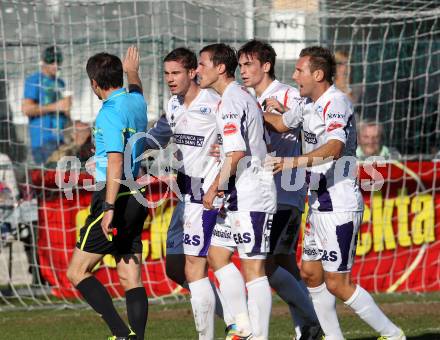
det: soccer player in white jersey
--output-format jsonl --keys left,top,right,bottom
{"left": 159, "top": 47, "right": 236, "bottom": 340}
{"left": 264, "top": 46, "right": 405, "bottom": 340}
{"left": 237, "top": 39, "right": 322, "bottom": 340}
{"left": 197, "top": 43, "right": 277, "bottom": 340}
{"left": 144, "top": 102, "right": 237, "bottom": 339}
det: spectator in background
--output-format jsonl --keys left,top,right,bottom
{"left": 21, "top": 46, "right": 72, "bottom": 164}
{"left": 334, "top": 50, "right": 355, "bottom": 102}
{"left": 45, "top": 120, "right": 94, "bottom": 167}
{"left": 357, "top": 119, "right": 401, "bottom": 160}
{"left": 334, "top": 50, "right": 363, "bottom": 103}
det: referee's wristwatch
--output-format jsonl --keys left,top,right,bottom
{"left": 103, "top": 202, "right": 115, "bottom": 212}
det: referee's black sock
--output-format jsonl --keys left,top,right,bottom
{"left": 76, "top": 276, "right": 130, "bottom": 337}
{"left": 126, "top": 287, "right": 149, "bottom": 340}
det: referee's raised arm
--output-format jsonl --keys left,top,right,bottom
{"left": 123, "top": 45, "right": 143, "bottom": 94}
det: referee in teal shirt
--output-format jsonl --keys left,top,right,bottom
{"left": 67, "top": 46, "right": 148, "bottom": 340}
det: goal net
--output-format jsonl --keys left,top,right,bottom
{"left": 0, "top": 0, "right": 439, "bottom": 310}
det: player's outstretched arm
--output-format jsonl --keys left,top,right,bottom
{"left": 264, "top": 97, "right": 288, "bottom": 113}
{"left": 264, "top": 97, "right": 304, "bottom": 132}
{"left": 266, "top": 139, "right": 345, "bottom": 174}
{"left": 123, "top": 45, "right": 143, "bottom": 94}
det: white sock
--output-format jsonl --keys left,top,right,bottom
{"left": 188, "top": 277, "right": 216, "bottom": 340}
{"left": 246, "top": 276, "right": 272, "bottom": 340}
{"left": 308, "top": 283, "right": 344, "bottom": 340}
{"left": 215, "top": 263, "right": 252, "bottom": 336}
{"left": 185, "top": 280, "right": 233, "bottom": 326}
{"left": 269, "top": 267, "right": 319, "bottom": 326}
{"left": 345, "top": 285, "right": 401, "bottom": 337}
{"left": 212, "top": 282, "right": 235, "bottom": 326}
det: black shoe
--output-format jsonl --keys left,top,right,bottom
{"left": 299, "top": 324, "right": 324, "bottom": 340}
{"left": 107, "top": 335, "right": 137, "bottom": 340}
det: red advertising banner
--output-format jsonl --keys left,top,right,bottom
{"left": 352, "top": 161, "right": 440, "bottom": 292}
{"left": 32, "top": 161, "right": 440, "bottom": 298}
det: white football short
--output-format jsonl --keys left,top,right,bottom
{"left": 210, "top": 210, "right": 272, "bottom": 260}
{"left": 210, "top": 210, "right": 236, "bottom": 251}
{"left": 215, "top": 210, "right": 272, "bottom": 260}
{"left": 302, "top": 210, "right": 363, "bottom": 272}
{"left": 182, "top": 201, "right": 219, "bottom": 257}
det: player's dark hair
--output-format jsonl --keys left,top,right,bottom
{"left": 163, "top": 47, "right": 197, "bottom": 70}
{"left": 199, "top": 43, "right": 237, "bottom": 78}
{"left": 299, "top": 46, "right": 336, "bottom": 84}
{"left": 238, "top": 39, "right": 277, "bottom": 79}
{"left": 86, "top": 53, "right": 123, "bottom": 90}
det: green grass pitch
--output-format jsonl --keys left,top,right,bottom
{"left": 1, "top": 292, "right": 440, "bottom": 339}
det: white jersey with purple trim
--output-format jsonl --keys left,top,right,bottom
{"left": 165, "top": 89, "right": 221, "bottom": 199}
{"left": 258, "top": 80, "right": 306, "bottom": 211}
{"left": 216, "top": 81, "right": 276, "bottom": 214}
{"left": 282, "top": 85, "right": 363, "bottom": 212}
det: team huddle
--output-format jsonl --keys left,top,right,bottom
{"left": 67, "top": 41, "right": 406, "bottom": 340}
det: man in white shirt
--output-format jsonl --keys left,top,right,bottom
{"left": 144, "top": 116, "right": 237, "bottom": 339}
{"left": 155, "top": 47, "right": 235, "bottom": 340}
{"left": 197, "top": 43, "right": 276, "bottom": 340}
{"left": 236, "top": 39, "right": 321, "bottom": 340}
{"left": 264, "top": 46, "right": 405, "bottom": 340}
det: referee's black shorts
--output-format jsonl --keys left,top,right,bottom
{"left": 76, "top": 184, "right": 148, "bottom": 255}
